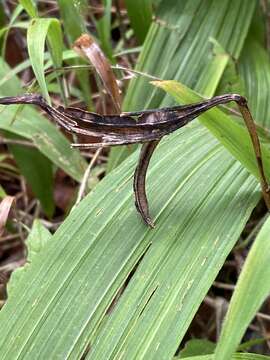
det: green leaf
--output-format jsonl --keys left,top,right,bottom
{"left": 0, "top": 185, "right": 6, "bottom": 199}
{"left": 108, "top": 0, "right": 257, "bottom": 170}
{"left": 27, "top": 17, "right": 63, "bottom": 104}
{"left": 0, "top": 1, "right": 263, "bottom": 359}
{"left": 0, "top": 49, "right": 77, "bottom": 89}
{"left": 106, "top": 143, "right": 137, "bottom": 173}
{"left": 215, "top": 215, "right": 270, "bottom": 359}
{"left": 180, "top": 339, "right": 216, "bottom": 357}
{"left": 182, "top": 354, "right": 270, "bottom": 360}
{"left": 240, "top": 37, "right": 270, "bottom": 129}
{"left": 19, "top": 0, "right": 37, "bottom": 18}
{"left": 26, "top": 220, "right": 52, "bottom": 262}
{"left": 57, "top": 0, "right": 87, "bottom": 42}
{"left": 0, "top": 123, "right": 260, "bottom": 359}
{"left": 7, "top": 220, "right": 52, "bottom": 298}
{"left": 0, "top": 57, "right": 87, "bottom": 182}
{"left": 125, "top": 0, "right": 152, "bottom": 43}
{"left": 0, "top": 4, "right": 24, "bottom": 58}
{"left": 57, "top": 0, "right": 93, "bottom": 108}
{"left": 7, "top": 133, "right": 54, "bottom": 217}
{"left": 96, "top": 0, "right": 114, "bottom": 62}
{"left": 195, "top": 39, "right": 230, "bottom": 96}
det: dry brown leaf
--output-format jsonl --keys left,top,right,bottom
{"left": 73, "top": 34, "right": 121, "bottom": 113}
{"left": 0, "top": 196, "right": 15, "bottom": 237}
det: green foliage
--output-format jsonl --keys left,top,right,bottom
{"left": 96, "top": 0, "right": 114, "bottom": 62}
{"left": 19, "top": 0, "right": 37, "bottom": 18}
{"left": 27, "top": 17, "right": 63, "bottom": 104}
{"left": 0, "top": 0, "right": 270, "bottom": 359}
{"left": 0, "top": 58, "right": 87, "bottom": 181}
{"left": 125, "top": 0, "right": 152, "bottom": 43}
{"left": 108, "top": 0, "right": 257, "bottom": 170}
{"left": 152, "top": 80, "right": 270, "bottom": 183}
{"left": 178, "top": 339, "right": 216, "bottom": 357}
{"left": 7, "top": 133, "right": 55, "bottom": 217}
{"left": 240, "top": 37, "right": 270, "bottom": 129}
{"left": 0, "top": 123, "right": 260, "bottom": 359}
{"left": 181, "top": 354, "right": 270, "bottom": 360}
{"left": 57, "top": 0, "right": 87, "bottom": 42}
{"left": 215, "top": 216, "right": 270, "bottom": 359}
{"left": 7, "top": 220, "right": 52, "bottom": 297}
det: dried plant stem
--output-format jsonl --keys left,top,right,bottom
{"left": 76, "top": 148, "right": 102, "bottom": 205}
{"left": 0, "top": 137, "right": 36, "bottom": 148}
{"left": 236, "top": 99, "right": 270, "bottom": 209}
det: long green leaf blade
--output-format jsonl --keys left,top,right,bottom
{"left": 240, "top": 37, "right": 270, "bottom": 129}
{"left": 0, "top": 124, "right": 260, "bottom": 359}
{"left": 7, "top": 134, "right": 54, "bottom": 217}
{"left": 214, "top": 216, "right": 270, "bottom": 359}
{"left": 109, "top": 0, "right": 257, "bottom": 170}
{"left": 0, "top": 58, "right": 87, "bottom": 181}
{"left": 19, "top": 0, "right": 37, "bottom": 18}
{"left": 183, "top": 354, "right": 270, "bottom": 360}
{"left": 27, "top": 18, "right": 63, "bottom": 104}
{"left": 0, "top": 1, "right": 263, "bottom": 359}
{"left": 125, "top": 0, "right": 152, "bottom": 43}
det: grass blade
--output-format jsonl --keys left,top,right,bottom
{"left": 240, "top": 37, "right": 270, "bottom": 129}
{"left": 27, "top": 17, "right": 63, "bottom": 104}
{"left": 0, "top": 123, "right": 260, "bottom": 359}
{"left": 7, "top": 219, "right": 52, "bottom": 297}
{"left": 19, "top": 0, "right": 37, "bottom": 18}
{"left": 57, "top": 0, "right": 93, "bottom": 108}
{"left": 57, "top": 0, "right": 87, "bottom": 42}
{"left": 0, "top": 57, "right": 87, "bottom": 181}
{"left": 181, "top": 354, "right": 270, "bottom": 360}
{"left": 0, "top": 1, "right": 265, "bottom": 359}
{"left": 214, "top": 216, "right": 270, "bottom": 359}
{"left": 108, "top": 0, "right": 257, "bottom": 170}
{"left": 125, "top": 0, "right": 152, "bottom": 43}
{"left": 7, "top": 133, "right": 54, "bottom": 217}
{"left": 96, "top": 0, "right": 114, "bottom": 62}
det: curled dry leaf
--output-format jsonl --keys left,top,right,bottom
{"left": 73, "top": 34, "right": 121, "bottom": 113}
{"left": 0, "top": 196, "right": 15, "bottom": 237}
{"left": 0, "top": 93, "right": 269, "bottom": 228}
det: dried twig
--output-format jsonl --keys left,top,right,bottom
{"left": 73, "top": 34, "right": 122, "bottom": 113}
{"left": 76, "top": 148, "right": 102, "bottom": 205}
{"left": 0, "top": 196, "right": 15, "bottom": 237}
{"left": 0, "top": 93, "right": 269, "bottom": 227}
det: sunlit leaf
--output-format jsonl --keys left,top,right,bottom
{"left": 27, "top": 18, "right": 63, "bottom": 104}
{"left": 19, "top": 0, "right": 37, "bottom": 18}
{"left": 240, "top": 37, "right": 270, "bottom": 129}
